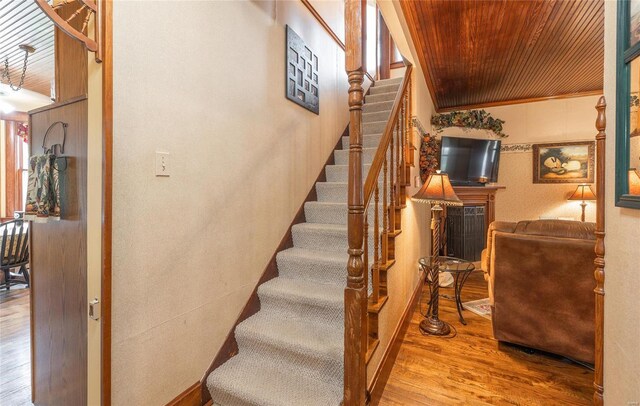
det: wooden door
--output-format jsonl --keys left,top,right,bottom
{"left": 29, "top": 97, "right": 88, "bottom": 406}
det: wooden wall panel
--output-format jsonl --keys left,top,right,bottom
{"left": 400, "top": 0, "right": 604, "bottom": 111}
{"left": 30, "top": 97, "right": 88, "bottom": 406}
{"left": 54, "top": 4, "right": 89, "bottom": 102}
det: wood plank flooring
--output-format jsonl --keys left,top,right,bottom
{"left": 371, "top": 272, "right": 593, "bottom": 406}
{"left": 0, "top": 285, "right": 32, "bottom": 406}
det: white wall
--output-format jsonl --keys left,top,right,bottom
{"left": 603, "top": 2, "right": 640, "bottom": 404}
{"left": 111, "top": 1, "right": 350, "bottom": 404}
{"left": 443, "top": 96, "right": 601, "bottom": 223}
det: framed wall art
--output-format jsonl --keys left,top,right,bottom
{"left": 616, "top": 0, "right": 640, "bottom": 208}
{"left": 285, "top": 25, "right": 319, "bottom": 114}
{"left": 532, "top": 141, "right": 595, "bottom": 184}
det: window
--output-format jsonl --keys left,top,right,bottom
{"left": 616, "top": 0, "right": 640, "bottom": 208}
{"left": 2, "top": 118, "right": 29, "bottom": 219}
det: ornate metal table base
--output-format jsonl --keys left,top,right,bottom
{"left": 442, "top": 268, "right": 476, "bottom": 325}
{"left": 419, "top": 316, "right": 451, "bottom": 336}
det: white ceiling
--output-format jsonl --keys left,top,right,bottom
{"left": 0, "top": 0, "right": 55, "bottom": 100}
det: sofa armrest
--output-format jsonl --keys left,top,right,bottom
{"left": 483, "top": 221, "right": 517, "bottom": 276}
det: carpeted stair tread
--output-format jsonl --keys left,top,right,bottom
{"left": 276, "top": 247, "right": 347, "bottom": 284}
{"left": 235, "top": 312, "right": 343, "bottom": 365}
{"left": 366, "top": 91, "right": 397, "bottom": 104}
{"left": 363, "top": 100, "right": 394, "bottom": 113}
{"left": 325, "top": 163, "right": 372, "bottom": 182}
{"left": 304, "top": 201, "right": 376, "bottom": 225}
{"left": 363, "top": 110, "right": 392, "bottom": 122}
{"left": 363, "top": 120, "right": 388, "bottom": 135}
{"left": 369, "top": 83, "right": 400, "bottom": 95}
{"left": 315, "top": 181, "right": 382, "bottom": 203}
{"left": 334, "top": 146, "right": 384, "bottom": 165}
{"left": 375, "top": 77, "right": 403, "bottom": 86}
{"left": 291, "top": 222, "right": 377, "bottom": 253}
{"left": 341, "top": 134, "right": 382, "bottom": 149}
{"left": 259, "top": 277, "right": 343, "bottom": 306}
{"left": 207, "top": 352, "right": 342, "bottom": 406}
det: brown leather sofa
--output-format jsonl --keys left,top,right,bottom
{"left": 481, "top": 220, "right": 596, "bottom": 364}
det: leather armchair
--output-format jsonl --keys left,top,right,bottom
{"left": 482, "top": 220, "right": 596, "bottom": 364}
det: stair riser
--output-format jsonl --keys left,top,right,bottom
{"left": 364, "top": 121, "right": 387, "bottom": 135}
{"left": 292, "top": 226, "right": 376, "bottom": 253}
{"left": 325, "top": 164, "right": 372, "bottom": 182}
{"left": 375, "top": 77, "right": 403, "bottom": 87}
{"left": 315, "top": 182, "right": 384, "bottom": 203}
{"left": 276, "top": 254, "right": 345, "bottom": 285}
{"left": 363, "top": 110, "right": 390, "bottom": 123}
{"left": 334, "top": 147, "right": 391, "bottom": 166}
{"left": 304, "top": 203, "right": 376, "bottom": 225}
{"left": 341, "top": 134, "right": 381, "bottom": 149}
{"left": 363, "top": 101, "right": 394, "bottom": 113}
{"left": 208, "top": 388, "right": 255, "bottom": 406}
{"left": 233, "top": 340, "right": 342, "bottom": 387}
{"left": 369, "top": 83, "right": 400, "bottom": 95}
{"left": 366, "top": 92, "right": 397, "bottom": 104}
{"left": 258, "top": 291, "right": 343, "bottom": 326}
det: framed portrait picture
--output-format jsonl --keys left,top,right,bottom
{"left": 532, "top": 141, "right": 595, "bottom": 184}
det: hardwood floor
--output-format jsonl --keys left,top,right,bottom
{"left": 0, "top": 285, "right": 32, "bottom": 406}
{"left": 371, "top": 272, "right": 593, "bottom": 406}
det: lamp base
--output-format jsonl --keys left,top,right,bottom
{"left": 419, "top": 317, "right": 451, "bottom": 336}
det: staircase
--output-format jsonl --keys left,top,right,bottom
{"left": 206, "top": 77, "right": 404, "bottom": 406}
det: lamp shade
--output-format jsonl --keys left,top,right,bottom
{"left": 630, "top": 168, "right": 640, "bottom": 195}
{"left": 568, "top": 184, "right": 596, "bottom": 201}
{"left": 412, "top": 172, "right": 463, "bottom": 206}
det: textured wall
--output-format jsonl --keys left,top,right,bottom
{"left": 603, "top": 1, "right": 640, "bottom": 403}
{"left": 441, "top": 95, "right": 601, "bottom": 223}
{"left": 111, "top": 1, "right": 351, "bottom": 404}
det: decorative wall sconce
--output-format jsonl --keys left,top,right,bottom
{"left": 1, "top": 44, "right": 35, "bottom": 91}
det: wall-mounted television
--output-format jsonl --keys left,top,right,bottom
{"left": 439, "top": 136, "right": 502, "bottom": 186}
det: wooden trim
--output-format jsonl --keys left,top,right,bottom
{"left": 368, "top": 271, "right": 426, "bottom": 398}
{"left": 390, "top": 61, "right": 405, "bottom": 69}
{"left": 0, "top": 111, "right": 29, "bottom": 121}
{"left": 199, "top": 128, "right": 348, "bottom": 405}
{"left": 300, "top": 0, "right": 374, "bottom": 83}
{"left": 28, "top": 95, "right": 88, "bottom": 115}
{"left": 593, "top": 96, "right": 606, "bottom": 405}
{"left": 101, "top": 0, "right": 113, "bottom": 405}
{"left": 435, "top": 90, "right": 603, "bottom": 113}
{"left": 378, "top": 12, "right": 390, "bottom": 80}
{"left": 166, "top": 382, "right": 201, "bottom": 406}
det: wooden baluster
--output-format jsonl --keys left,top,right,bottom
{"left": 593, "top": 96, "right": 606, "bottom": 406}
{"left": 404, "top": 83, "right": 410, "bottom": 181}
{"left": 382, "top": 157, "right": 389, "bottom": 266}
{"left": 389, "top": 125, "right": 396, "bottom": 235}
{"left": 372, "top": 185, "right": 380, "bottom": 303}
{"left": 395, "top": 113, "right": 401, "bottom": 207}
{"left": 364, "top": 212, "right": 369, "bottom": 300}
{"left": 344, "top": 0, "right": 367, "bottom": 404}
{"left": 400, "top": 93, "right": 406, "bottom": 187}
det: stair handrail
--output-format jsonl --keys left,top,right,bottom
{"left": 363, "top": 64, "right": 413, "bottom": 209}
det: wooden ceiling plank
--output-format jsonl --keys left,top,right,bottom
{"left": 508, "top": 1, "right": 593, "bottom": 99}
{"left": 496, "top": 0, "right": 564, "bottom": 104}
{"left": 523, "top": 1, "right": 603, "bottom": 100}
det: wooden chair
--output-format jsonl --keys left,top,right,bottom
{"left": 0, "top": 219, "right": 30, "bottom": 290}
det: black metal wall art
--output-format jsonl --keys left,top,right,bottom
{"left": 286, "top": 25, "right": 319, "bottom": 114}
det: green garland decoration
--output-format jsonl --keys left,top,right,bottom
{"left": 431, "top": 109, "right": 507, "bottom": 138}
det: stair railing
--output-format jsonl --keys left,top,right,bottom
{"left": 344, "top": 0, "right": 413, "bottom": 401}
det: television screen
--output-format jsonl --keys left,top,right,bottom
{"left": 439, "top": 136, "right": 501, "bottom": 186}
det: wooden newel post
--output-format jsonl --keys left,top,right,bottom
{"left": 345, "top": 0, "right": 367, "bottom": 404}
{"left": 593, "top": 96, "right": 606, "bottom": 406}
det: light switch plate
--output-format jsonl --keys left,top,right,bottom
{"left": 155, "top": 152, "right": 170, "bottom": 177}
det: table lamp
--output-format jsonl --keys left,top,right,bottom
{"left": 629, "top": 168, "right": 640, "bottom": 195}
{"left": 568, "top": 184, "right": 596, "bottom": 222}
{"left": 412, "top": 171, "right": 462, "bottom": 336}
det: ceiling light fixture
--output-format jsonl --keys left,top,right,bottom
{"left": 1, "top": 44, "right": 36, "bottom": 92}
